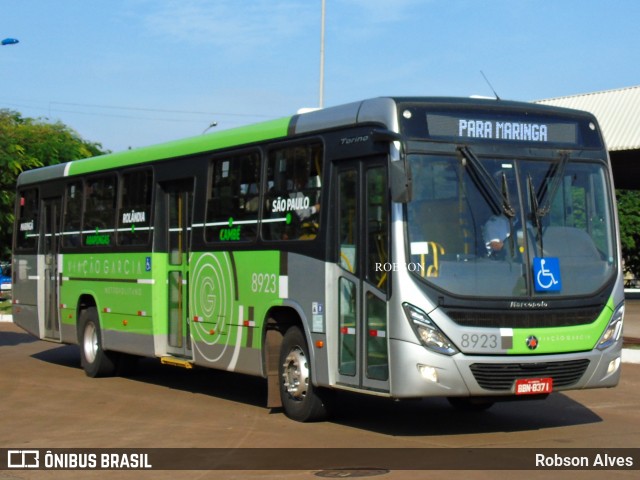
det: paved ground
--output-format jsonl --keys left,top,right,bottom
{"left": 1, "top": 320, "right": 639, "bottom": 480}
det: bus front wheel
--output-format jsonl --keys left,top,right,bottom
{"left": 278, "top": 326, "right": 328, "bottom": 422}
{"left": 78, "top": 307, "right": 117, "bottom": 378}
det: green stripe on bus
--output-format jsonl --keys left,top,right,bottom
{"left": 66, "top": 117, "right": 292, "bottom": 176}
{"left": 507, "top": 297, "right": 614, "bottom": 354}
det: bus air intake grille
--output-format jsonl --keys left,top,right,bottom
{"left": 469, "top": 359, "right": 590, "bottom": 391}
{"left": 445, "top": 307, "right": 602, "bottom": 328}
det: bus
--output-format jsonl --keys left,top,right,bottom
{"left": 12, "top": 97, "right": 624, "bottom": 421}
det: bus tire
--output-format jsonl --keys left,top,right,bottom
{"left": 279, "top": 326, "right": 328, "bottom": 422}
{"left": 78, "top": 307, "right": 117, "bottom": 378}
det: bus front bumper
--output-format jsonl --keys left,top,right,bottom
{"left": 388, "top": 338, "right": 622, "bottom": 399}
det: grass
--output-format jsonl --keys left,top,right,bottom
{"left": 0, "top": 296, "right": 11, "bottom": 314}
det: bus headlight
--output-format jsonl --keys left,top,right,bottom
{"left": 597, "top": 303, "right": 624, "bottom": 350}
{"left": 403, "top": 303, "right": 459, "bottom": 356}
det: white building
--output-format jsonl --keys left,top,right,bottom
{"left": 536, "top": 85, "right": 640, "bottom": 190}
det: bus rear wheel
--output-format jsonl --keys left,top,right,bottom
{"left": 78, "top": 307, "right": 117, "bottom": 378}
{"left": 278, "top": 326, "right": 328, "bottom": 422}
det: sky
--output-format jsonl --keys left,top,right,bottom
{"left": 1, "top": 0, "right": 639, "bottom": 153}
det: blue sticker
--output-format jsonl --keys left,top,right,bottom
{"left": 533, "top": 257, "right": 561, "bottom": 292}
{"left": 145, "top": 256, "right": 152, "bottom": 272}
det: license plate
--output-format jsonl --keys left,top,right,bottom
{"left": 515, "top": 377, "right": 553, "bottom": 395}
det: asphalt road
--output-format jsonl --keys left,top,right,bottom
{"left": 1, "top": 321, "right": 638, "bottom": 480}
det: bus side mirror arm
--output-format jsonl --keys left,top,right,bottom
{"left": 390, "top": 158, "right": 412, "bottom": 203}
{"left": 370, "top": 129, "right": 412, "bottom": 203}
{"left": 371, "top": 128, "right": 401, "bottom": 143}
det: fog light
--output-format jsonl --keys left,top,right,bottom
{"left": 418, "top": 364, "right": 439, "bottom": 383}
{"left": 607, "top": 357, "right": 621, "bottom": 375}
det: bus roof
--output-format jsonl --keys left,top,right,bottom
{"left": 17, "top": 116, "right": 292, "bottom": 187}
{"left": 16, "top": 96, "right": 598, "bottom": 187}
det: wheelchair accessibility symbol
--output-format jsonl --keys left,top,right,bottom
{"left": 533, "top": 257, "right": 562, "bottom": 292}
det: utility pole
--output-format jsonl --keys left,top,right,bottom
{"left": 319, "top": 0, "right": 326, "bottom": 108}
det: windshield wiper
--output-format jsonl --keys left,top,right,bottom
{"left": 536, "top": 152, "right": 570, "bottom": 217}
{"left": 457, "top": 146, "right": 515, "bottom": 218}
{"left": 458, "top": 146, "right": 517, "bottom": 258}
{"left": 528, "top": 152, "right": 570, "bottom": 255}
{"left": 528, "top": 174, "right": 543, "bottom": 254}
{"left": 500, "top": 170, "right": 517, "bottom": 256}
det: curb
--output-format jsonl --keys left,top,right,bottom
{"left": 622, "top": 348, "right": 640, "bottom": 364}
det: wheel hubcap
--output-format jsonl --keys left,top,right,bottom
{"left": 282, "top": 346, "right": 309, "bottom": 400}
{"left": 83, "top": 322, "right": 98, "bottom": 363}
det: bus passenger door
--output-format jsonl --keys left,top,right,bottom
{"left": 335, "top": 160, "right": 390, "bottom": 392}
{"left": 42, "top": 197, "right": 62, "bottom": 340}
{"left": 162, "top": 180, "right": 194, "bottom": 358}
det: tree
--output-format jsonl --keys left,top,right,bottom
{"left": 616, "top": 189, "right": 640, "bottom": 281}
{"left": 0, "top": 109, "right": 108, "bottom": 258}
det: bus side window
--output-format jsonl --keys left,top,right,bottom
{"left": 62, "top": 182, "right": 82, "bottom": 248}
{"left": 83, "top": 175, "right": 117, "bottom": 247}
{"left": 263, "top": 143, "right": 323, "bottom": 241}
{"left": 338, "top": 170, "right": 357, "bottom": 273}
{"left": 15, "top": 188, "right": 39, "bottom": 252}
{"left": 117, "top": 169, "right": 153, "bottom": 246}
{"left": 366, "top": 166, "right": 389, "bottom": 291}
{"left": 206, "top": 151, "right": 261, "bottom": 243}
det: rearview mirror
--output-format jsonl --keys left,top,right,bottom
{"left": 390, "top": 158, "right": 412, "bottom": 203}
{"left": 370, "top": 129, "right": 412, "bottom": 203}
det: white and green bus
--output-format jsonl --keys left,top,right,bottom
{"left": 12, "top": 97, "right": 624, "bottom": 421}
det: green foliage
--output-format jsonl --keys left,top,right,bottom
{"left": 0, "top": 109, "right": 108, "bottom": 258}
{"left": 616, "top": 189, "right": 640, "bottom": 279}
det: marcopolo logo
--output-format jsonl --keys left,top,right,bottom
{"left": 526, "top": 335, "right": 539, "bottom": 350}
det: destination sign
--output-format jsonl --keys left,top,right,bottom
{"left": 426, "top": 112, "right": 578, "bottom": 144}
{"left": 458, "top": 119, "right": 548, "bottom": 141}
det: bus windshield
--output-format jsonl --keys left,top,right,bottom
{"left": 406, "top": 152, "right": 616, "bottom": 298}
